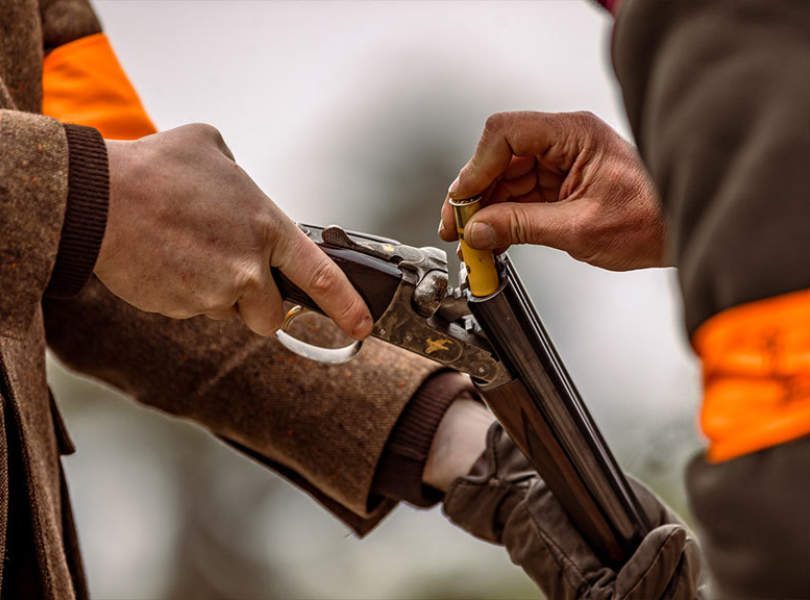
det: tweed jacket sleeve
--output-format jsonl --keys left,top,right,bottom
{"left": 0, "top": 1, "right": 109, "bottom": 336}
{"left": 0, "top": 108, "right": 67, "bottom": 335}
{"left": 43, "top": 278, "right": 451, "bottom": 530}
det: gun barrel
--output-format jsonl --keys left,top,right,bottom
{"left": 468, "top": 255, "right": 651, "bottom": 566}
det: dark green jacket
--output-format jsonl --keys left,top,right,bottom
{"left": 614, "top": 0, "right": 810, "bottom": 597}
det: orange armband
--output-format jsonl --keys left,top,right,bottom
{"left": 695, "top": 288, "right": 810, "bottom": 462}
{"left": 42, "top": 33, "right": 156, "bottom": 140}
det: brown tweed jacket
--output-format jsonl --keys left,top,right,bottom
{"left": 0, "top": 1, "right": 463, "bottom": 598}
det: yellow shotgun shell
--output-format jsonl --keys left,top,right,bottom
{"left": 450, "top": 196, "right": 499, "bottom": 297}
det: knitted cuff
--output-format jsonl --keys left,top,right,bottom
{"left": 45, "top": 124, "right": 109, "bottom": 298}
{"left": 371, "top": 371, "right": 476, "bottom": 507}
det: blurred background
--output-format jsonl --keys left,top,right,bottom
{"left": 46, "top": 1, "right": 704, "bottom": 598}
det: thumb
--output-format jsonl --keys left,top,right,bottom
{"left": 464, "top": 201, "right": 576, "bottom": 252}
{"left": 614, "top": 525, "right": 689, "bottom": 599}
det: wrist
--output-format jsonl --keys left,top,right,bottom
{"left": 94, "top": 138, "right": 142, "bottom": 279}
{"left": 371, "top": 371, "right": 474, "bottom": 507}
{"left": 423, "top": 396, "right": 494, "bottom": 492}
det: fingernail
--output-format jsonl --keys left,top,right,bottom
{"left": 437, "top": 220, "right": 446, "bottom": 237}
{"left": 352, "top": 314, "right": 373, "bottom": 340}
{"left": 448, "top": 175, "right": 460, "bottom": 196}
{"left": 467, "top": 222, "right": 497, "bottom": 248}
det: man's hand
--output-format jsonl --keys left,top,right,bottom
{"left": 423, "top": 396, "right": 494, "bottom": 493}
{"left": 440, "top": 111, "right": 667, "bottom": 271}
{"left": 95, "top": 124, "right": 373, "bottom": 339}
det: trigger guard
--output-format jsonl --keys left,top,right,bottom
{"left": 275, "top": 306, "right": 362, "bottom": 365}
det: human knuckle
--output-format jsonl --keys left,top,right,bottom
{"left": 308, "top": 259, "right": 339, "bottom": 295}
{"left": 193, "top": 122, "right": 221, "bottom": 139}
{"left": 509, "top": 207, "right": 532, "bottom": 244}
{"left": 572, "top": 110, "right": 598, "bottom": 125}
{"left": 575, "top": 111, "right": 613, "bottom": 142}
{"left": 236, "top": 264, "right": 265, "bottom": 295}
{"left": 338, "top": 295, "right": 366, "bottom": 323}
{"left": 255, "top": 209, "right": 278, "bottom": 245}
{"left": 565, "top": 111, "right": 593, "bottom": 138}
{"left": 456, "top": 165, "right": 475, "bottom": 188}
{"left": 484, "top": 112, "right": 508, "bottom": 134}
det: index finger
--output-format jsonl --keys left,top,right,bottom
{"left": 448, "top": 111, "right": 572, "bottom": 201}
{"left": 439, "top": 179, "right": 498, "bottom": 242}
{"left": 273, "top": 223, "right": 373, "bottom": 340}
{"left": 439, "top": 155, "right": 536, "bottom": 242}
{"left": 440, "top": 112, "right": 543, "bottom": 241}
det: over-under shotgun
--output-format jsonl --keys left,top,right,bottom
{"left": 273, "top": 215, "right": 651, "bottom": 565}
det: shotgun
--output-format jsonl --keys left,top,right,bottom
{"left": 272, "top": 211, "right": 651, "bottom": 566}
